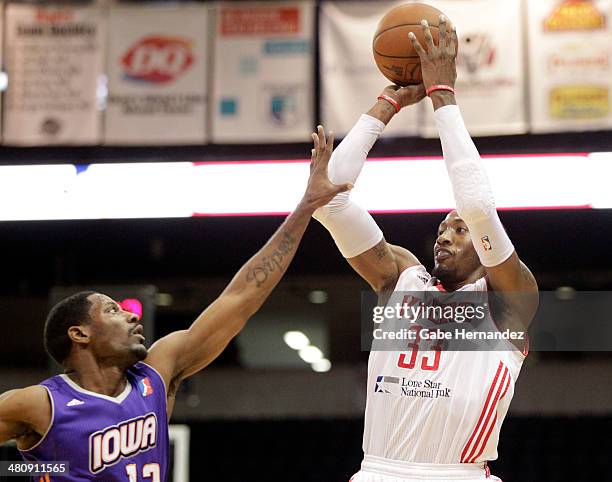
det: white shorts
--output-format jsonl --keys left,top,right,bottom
{"left": 350, "top": 455, "right": 502, "bottom": 482}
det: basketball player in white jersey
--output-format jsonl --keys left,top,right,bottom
{"left": 313, "top": 16, "right": 538, "bottom": 481}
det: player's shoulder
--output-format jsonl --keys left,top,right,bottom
{"left": 461, "top": 276, "right": 488, "bottom": 292}
{"left": 0, "top": 385, "right": 50, "bottom": 425}
{"left": 1, "top": 385, "right": 48, "bottom": 407}
{"left": 131, "top": 361, "right": 169, "bottom": 395}
{"left": 388, "top": 244, "right": 420, "bottom": 273}
{"left": 396, "top": 264, "right": 431, "bottom": 289}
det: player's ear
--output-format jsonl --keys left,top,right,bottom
{"left": 68, "top": 325, "right": 91, "bottom": 345}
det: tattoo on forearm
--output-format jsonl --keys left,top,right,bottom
{"left": 246, "top": 233, "right": 297, "bottom": 287}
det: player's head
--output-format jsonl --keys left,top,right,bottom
{"left": 431, "top": 210, "right": 484, "bottom": 285}
{"left": 44, "top": 291, "right": 147, "bottom": 368}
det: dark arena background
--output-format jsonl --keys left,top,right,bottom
{"left": 1, "top": 1, "right": 612, "bottom": 481}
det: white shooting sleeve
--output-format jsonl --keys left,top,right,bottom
{"left": 313, "top": 114, "right": 385, "bottom": 258}
{"left": 434, "top": 105, "right": 514, "bottom": 267}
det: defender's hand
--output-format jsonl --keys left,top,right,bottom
{"left": 302, "top": 126, "right": 352, "bottom": 209}
{"left": 408, "top": 15, "right": 458, "bottom": 91}
{"left": 380, "top": 84, "right": 426, "bottom": 109}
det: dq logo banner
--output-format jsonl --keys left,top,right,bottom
{"left": 121, "top": 36, "right": 194, "bottom": 84}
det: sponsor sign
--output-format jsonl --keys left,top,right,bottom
{"left": 104, "top": 6, "right": 208, "bottom": 144}
{"left": 212, "top": 1, "right": 314, "bottom": 143}
{"left": 419, "top": 0, "right": 527, "bottom": 137}
{"left": 319, "top": 1, "right": 419, "bottom": 137}
{"left": 527, "top": 0, "right": 612, "bottom": 132}
{"left": 3, "top": 5, "right": 105, "bottom": 145}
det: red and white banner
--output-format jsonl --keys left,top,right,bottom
{"left": 527, "top": 0, "right": 612, "bottom": 132}
{"left": 3, "top": 5, "right": 105, "bottom": 145}
{"left": 211, "top": 1, "right": 315, "bottom": 143}
{"left": 420, "top": 0, "right": 527, "bottom": 137}
{"left": 104, "top": 6, "right": 208, "bottom": 145}
{"left": 319, "top": 1, "right": 419, "bottom": 138}
{"left": 0, "top": 152, "right": 609, "bottom": 221}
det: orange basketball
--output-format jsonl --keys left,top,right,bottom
{"left": 373, "top": 3, "right": 452, "bottom": 86}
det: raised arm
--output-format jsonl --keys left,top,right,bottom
{"left": 313, "top": 85, "right": 426, "bottom": 292}
{"left": 410, "top": 16, "right": 538, "bottom": 325}
{"left": 144, "top": 131, "right": 351, "bottom": 395}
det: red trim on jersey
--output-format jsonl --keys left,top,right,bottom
{"left": 499, "top": 374, "right": 511, "bottom": 400}
{"left": 470, "top": 413, "right": 498, "bottom": 463}
{"left": 461, "top": 361, "right": 504, "bottom": 463}
{"left": 485, "top": 464, "right": 491, "bottom": 477}
{"left": 470, "top": 374, "right": 512, "bottom": 463}
{"left": 522, "top": 334, "right": 530, "bottom": 356}
{"left": 465, "top": 368, "right": 509, "bottom": 463}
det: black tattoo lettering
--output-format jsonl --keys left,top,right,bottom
{"left": 246, "top": 233, "right": 296, "bottom": 287}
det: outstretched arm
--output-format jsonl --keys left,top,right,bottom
{"left": 314, "top": 85, "right": 426, "bottom": 292}
{"left": 410, "top": 16, "right": 538, "bottom": 325}
{"left": 144, "top": 131, "right": 351, "bottom": 394}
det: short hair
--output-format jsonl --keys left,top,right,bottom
{"left": 44, "top": 291, "right": 96, "bottom": 365}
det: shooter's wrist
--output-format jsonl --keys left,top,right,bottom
{"left": 429, "top": 90, "right": 457, "bottom": 111}
{"left": 367, "top": 95, "right": 399, "bottom": 125}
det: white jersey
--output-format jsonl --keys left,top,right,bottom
{"left": 363, "top": 265, "right": 526, "bottom": 464}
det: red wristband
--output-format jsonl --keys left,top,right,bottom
{"left": 377, "top": 94, "right": 401, "bottom": 113}
{"left": 426, "top": 84, "right": 456, "bottom": 96}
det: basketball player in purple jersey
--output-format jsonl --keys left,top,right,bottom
{"left": 0, "top": 138, "right": 351, "bottom": 481}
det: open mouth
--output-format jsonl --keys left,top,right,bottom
{"left": 131, "top": 325, "right": 145, "bottom": 341}
{"left": 435, "top": 248, "right": 452, "bottom": 261}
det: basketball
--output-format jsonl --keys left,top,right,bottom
{"left": 373, "top": 3, "right": 452, "bottom": 86}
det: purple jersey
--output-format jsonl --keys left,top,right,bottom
{"left": 19, "top": 362, "right": 169, "bottom": 481}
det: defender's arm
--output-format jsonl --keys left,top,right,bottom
{"left": 144, "top": 130, "right": 351, "bottom": 389}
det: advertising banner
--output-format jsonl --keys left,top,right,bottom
{"left": 3, "top": 5, "right": 105, "bottom": 145}
{"left": 320, "top": 1, "right": 420, "bottom": 138}
{"left": 104, "top": 6, "right": 208, "bottom": 144}
{"left": 420, "top": 0, "right": 527, "bottom": 137}
{"left": 212, "top": 1, "right": 315, "bottom": 143}
{"left": 527, "top": 0, "right": 612, "bottom": 132}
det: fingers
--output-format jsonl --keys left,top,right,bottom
{"left": 311, "top": 132, "right": 319, "bottom": 152}
{"left": 450, "top": 25, "right": 459, "bottom": 56}
{"left": 408, "top": 31, "right": 426, "bottom": 59}
{"left": 421, "top": 19, "right": 435, "bottom": 50}
{"left": 438, "top": 15, "right": 447, "bottom": 49}
{"left": 326, "top": 131, "right": 334, "bottom": 153}
{"left": 335, "top": 182, "right": 354, "bottom": 195}
{"left": 311, "top": 125, "right": 333, "bottom": 165}
{"left": 414, "top": 83, "right": 427, "bottom": 100}
{"left": 317, "top": 125, "right": 326, "bottom": 151}
{"left": 398, "top": 83, "right": 426, "bottom": 102}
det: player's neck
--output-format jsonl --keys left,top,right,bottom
{"left": 441, "top": 268, "right": 485, "bottom": 291}
{"left": 64, "top": 358, "right": 128, "bottom": 397}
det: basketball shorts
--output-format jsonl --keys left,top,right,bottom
{"left": 349, "top": 455, "right": 502, "bottom": 482}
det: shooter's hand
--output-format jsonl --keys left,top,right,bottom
{"left": 408, "top": 15, "right": 458, "bottom": 91}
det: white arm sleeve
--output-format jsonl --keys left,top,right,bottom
{"left": 434, "top": 105, "right": 514, "bottom": 267}
{"left": 313, "top": 114, "right": 385, "bottom": 258}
